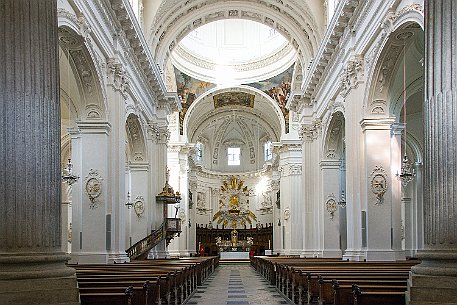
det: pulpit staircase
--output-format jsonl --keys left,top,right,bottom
{"left": 126, "top": 218, "right": 181, "bottom": 260}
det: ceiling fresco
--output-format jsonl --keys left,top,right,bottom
{"left": 174, "top": 63, "right": 294, "bottom": 135}
{"left": 244, "top": 64, "right": 293, "bottom": 133}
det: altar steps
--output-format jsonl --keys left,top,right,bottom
{"left": 220, "top": 259, "right": 250, "bottom": 265}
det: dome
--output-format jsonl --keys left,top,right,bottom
{"left": 171, "top": 19, "right": 297, "bottom": 86}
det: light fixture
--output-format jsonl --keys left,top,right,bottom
{"left": 125, "top": 191, "right": 133, "bottom": 209}
{"left": 62, "top": 158, "right": 80, "bottom": 186}
{"left": 396, "top": 38, "right": 416, "bottom": 187}
{"left": 396, "top": 154, "right": 415, "bottom": 187}
{"left": 338, "top": 190, "right": 346, "bottom": 208}
{"left": 277, "top": 218, "right": 281, "bottom": 226}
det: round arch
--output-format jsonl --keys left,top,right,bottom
{"left": 58, "top": 26, "right": 107, "bottom": 120}
{"left": 126, "top": 113, "right": 147, "bottom": 163}
{"left": 184, "top": 85, "right": 286, "bottom": 139}
{"left": 147, "top": 0, "right": 326, "bottom": 70}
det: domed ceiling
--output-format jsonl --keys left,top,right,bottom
{"left": 171, "top": 19, "right": 297, "bottom": 85}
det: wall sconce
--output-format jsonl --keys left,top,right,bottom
{"left": 188, "top": 219, "right": 192, "bottom": 227}
{"left": 125, "top": 191, "right": 133, "bottom": 209}
{"left": 277, "top": 218, "right": 281, "bottom": 226}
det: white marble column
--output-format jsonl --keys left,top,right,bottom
{"left": 0, "top": 1, "right": 79, "bottom": 304}
{"left": 408, "top": 1, "right": 457, "bottom": 303}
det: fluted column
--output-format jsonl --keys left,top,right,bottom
{"left": 0, "top": 1, "right": 79, "bottom": 304}
{"left": 408, "top": 1, "right": 457, "bottom": 304}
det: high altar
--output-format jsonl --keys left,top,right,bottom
{"left": 212, "top": 177, "right": 257, "bottom": 259}
{"left": 216, "top": 229, "right": 253, "bottom": 259}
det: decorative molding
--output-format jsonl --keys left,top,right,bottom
{"left": 284, "top": 207, "right": 290, "bottom": 221}
{"left": 325, "top": 194, "right": 338, "bottom": 220}
{"left": 84, "top": 169, "right": 103, "bottom": 209}
{"left": 339, "top": 55, "right": 364, "bottom": 97}
{"left": 151, "top": 0, "right": 322, "bottom": 69}
{"left": 287, "top": 0, "right": 360, "bottom": 110}
{"left": 299, "top": 119, "right": 321, "bottom": 143}
{"left": 369, "top": 166, "right": 388, "bottom": 205}
{"left": 107, "top": 58, "right": 130, "bottom": 97}
{"left": 133, "top": 196, "right": 145, "bottom": 218}
{"left": 148, "top": 123, "right": 170, "bottom": 144}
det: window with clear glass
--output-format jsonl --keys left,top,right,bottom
{"left": 227, "top": 147, "right": 240, "bottom": 166}
{"left": 264, "top": 141, "right": 272, "bottom": 161}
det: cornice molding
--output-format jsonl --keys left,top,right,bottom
{"left": 287, "top": 0, "right": 360, "bottom": 111}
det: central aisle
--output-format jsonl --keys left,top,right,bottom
{"left": 186, "top": 263, "right": 290, "bottom": 305}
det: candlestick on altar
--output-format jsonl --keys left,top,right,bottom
{"left": 268, "top": 239, "right": 271, "bottom": 249}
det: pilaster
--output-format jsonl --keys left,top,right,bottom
{"left": 278, "top": 142, "right": 303, "bottom": 256}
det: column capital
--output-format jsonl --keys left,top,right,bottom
{"left": 299, "top": 119, "right": 322, "bottom": 143}
{"left": 146, "top": 122, "right": 170, "bottom": 144}
{"left": 360, "top": 117, "right": 396, "bottom": 131}
{"left": 340, "top": 55, "right": 364, "bottom": 97}
{"left": 107, "top": 58, "right": 129, "bottom": 98}
{"left": 76, "top": 121, "right": 112, "bottom": 134}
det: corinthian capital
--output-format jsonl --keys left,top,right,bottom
{"left": 299, "top": 119, "right": 321, "bottom": 143}
{"left": 107, "top": 58, "right": 129, "bottom": 96}
{"left": 340, "top": 55, "right": 364, "bottom": 97}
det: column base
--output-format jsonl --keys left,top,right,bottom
{"left": 342, "top": 249, "right": 366, "bottom": 261}
{"left": 70, "top": 252, "right": 110, "bottom": 264}
{"left": 300, "top": 250, "right": 317, "bottom": 258}
{"left": 0, "top": 253, "right": 79, "bottom": 305}
{"left": 365, "top": 249, "right": 405, "bottom": 261}
{"left": 283, "top": 249, "right": 302, "bottom": 256}
{"left": 108, "top": 252, "right": 130, "bottom": 264}
{"left": 321, "top": 249, "right": 343, "bottom": 258}
{"left": 407, "top": 250, "right": 457, "bottom": 305}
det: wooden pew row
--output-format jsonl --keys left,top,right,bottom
{"left": 251, "top": 256, "right": 418, "bottom": 305}
{"left": 352, "top": 284, "right": 405, "bottom": 305}
{"left": 73, "top": 256, "right": 218, "bottom": 305}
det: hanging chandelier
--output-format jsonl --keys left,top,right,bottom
{"left": 397, "top": 154, "right": 415, "bottom": 187}
{"left": 395, "top": 39, "right": 415, "bottom": 187}
{"left": 62, "top": 158, "right": 80, "bottom": 186}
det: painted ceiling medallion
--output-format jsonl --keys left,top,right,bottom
{"left": 213, "top": 92, "right": 255, "bottom": 108}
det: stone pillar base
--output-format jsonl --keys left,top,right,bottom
{"left": 407, "top": 251, "right": 457, "bottom": 305}
{"left": 407, "top": 273, "right": 457, "bottom": 305}
{"left": 0, "top": 253, "right": 79, "bottom": 305}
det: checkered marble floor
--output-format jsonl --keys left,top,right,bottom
{"left": 185, "top": 263, "right": 290, "bottom": 305}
